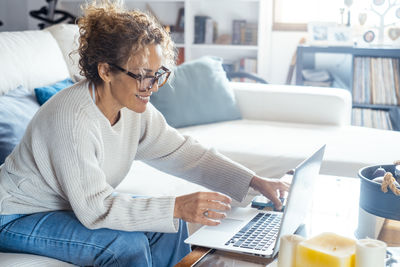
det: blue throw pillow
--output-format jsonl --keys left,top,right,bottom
{"left": 34, "top": 78, "right": 75, "bottom": 105}
{"left": 0, "top": 86, "right": 40, "bottom": 165}
{"left": 150, "top": 56, "right": 241, "bottom": 128}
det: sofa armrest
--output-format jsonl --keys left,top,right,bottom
{"left": 230, "top": 82, "right": 352, "bottom": 126}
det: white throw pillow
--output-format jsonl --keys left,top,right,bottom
{"left": 0, "top": 30, "right": 70, "bottom": 95}
{"left": 44, "top": 24, "right": 84, "bottom": 82}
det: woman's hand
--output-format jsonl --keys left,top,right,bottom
{"left": 250, "top": 176, "right": 291, "bottom": 211}
{"left": 174, "top": 192, "right": 232, "bottom": 226}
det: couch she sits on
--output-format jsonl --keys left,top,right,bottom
{"left": 1, "top": 24, "right": 400, "bottom": 266}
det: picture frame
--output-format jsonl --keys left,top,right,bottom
{"left": 308, "top": 22, "right": 353, "bottom": 46}
{"left": 307, "top": 22, "right": 335, "bottom": 45}
{"left": 327, "top": 25, "right": 353, "bottom": 46}
{"left": 363, "top": 30, "right": 376, "bottom": 43}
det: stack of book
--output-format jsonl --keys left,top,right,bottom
{"left": 353, "top": 57, "right": 400, "bottom": 105}
{"left": 194, "top": 16, "right": 217, "bottom": 44}
{"left": 232, "top": 20, "right": 257, "bottom": 45}
{"left": 301, "top": 69, "right": 332, "bottom": 87}
{"left": 352, "top": 108, "right": 393, "bottom": 130}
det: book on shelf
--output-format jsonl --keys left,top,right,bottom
{"left": 303, "top": 80, "right": 333, "bottom": 87}
{"left": 194, "top": 16, "right": 217, "bottom": 44}
{"left": 351, "top": 108, "right": 393, "bottom": 130}
{"left": 232, "top": 20, "right": 258, "bottom": 45}
{"left": 204, "top": 18, "right": 215, "bottom": 44}
{"left": 353, "top": 56, "right": 400, "bottom": 106}
{"left": 194, "top": 15, "right": 210, "bottom": 44}
{"left": 242, "top": 22, "right": 257, "bottom": 45}
{"left": 302, "top": 69, "right": 332, "bottom": 87}
{"left": 232, "top": 19, "right": 246, "bottom": 45}
{"left": 176, "top": 47, "right": 184, "bottom": 65}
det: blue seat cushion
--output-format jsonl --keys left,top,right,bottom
{"left": 150, "top": 56, "right": 242, "bottom": 128}
{"left": 0, "top": 86, "right": 40, "bottom": 165}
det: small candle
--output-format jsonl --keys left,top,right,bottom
{"left": 295, "top": 232, "right": 356, "bottom": 267}
{"left": 355, "top": 239, "right": 387, "bottom": 267}
{"left": 278, "top": 234, "right": 305, "bottom": 267}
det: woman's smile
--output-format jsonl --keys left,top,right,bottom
{"left": 135, "top": 93, "right": 151, "bottom": 103}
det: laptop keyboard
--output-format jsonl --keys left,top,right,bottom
{"left": 224, "top": 213, "right": 282, "bottom": 251}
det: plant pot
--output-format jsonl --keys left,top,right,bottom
{"left": 359, "top": 164, "right": 400, "bottom": 221}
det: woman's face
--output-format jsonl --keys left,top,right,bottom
{"left": 110, "top": 44, "right": 163, "bottom": 113}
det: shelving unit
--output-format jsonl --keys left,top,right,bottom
{"left": 60, "top": 0, "right": 269, "bottom": 79}
{"left": 295, "top": 45, "right": 400, "bottom": 131}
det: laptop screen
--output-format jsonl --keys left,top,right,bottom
{"left": 272, "top": 145, "right": 325, "bottom": 256}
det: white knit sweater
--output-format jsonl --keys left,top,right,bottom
{"left": 0, "top": 80, "right": 254, "bottom": 233}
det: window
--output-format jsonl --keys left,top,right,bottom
{"left": 273, "top": 0, "right": 363, "bottom": 31}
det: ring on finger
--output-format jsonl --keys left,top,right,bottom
{"left": 203, "top": 210, "right": 209, "bottom": 217}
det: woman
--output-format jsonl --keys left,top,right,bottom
{"left": 0, "top": 1, "right": 289, "bottom": 266}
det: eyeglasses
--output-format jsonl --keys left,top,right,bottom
{"left": 109, "top": 63, "right": 171, "bottom": 91}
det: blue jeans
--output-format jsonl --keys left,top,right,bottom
{"left": 0, "top": 211, "right": 191, "bottom": 266}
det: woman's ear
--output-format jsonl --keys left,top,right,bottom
{"left": 98, "top": 63, "right": 112, "bottom": 83}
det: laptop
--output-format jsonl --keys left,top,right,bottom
{"left": 185, "top": 145, "right": 325, "bottom": 258}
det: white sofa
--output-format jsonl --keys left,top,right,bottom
{"left": 1, "top": 24, "right": 400, "bottom": 266}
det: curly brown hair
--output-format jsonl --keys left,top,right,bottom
{"left": 78, "top": 0, "right": 176, "bottom": 84}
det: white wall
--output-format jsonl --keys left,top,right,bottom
{"left": 269, "top": 31, "right": 307, "bottom": 84}
{"left": 0, "top": 0, "right": 27, "bottom": 31}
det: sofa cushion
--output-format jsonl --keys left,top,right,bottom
{"left": 177, "top": 119, "right": 400, "bottom": 178}
{"left": 44, "top": 24, "right": 83, "bottom": 82}
{"left": 0, "top": 86, "right": 40, "bottom": 165}
{"left": 0, "top": 30, "right": 70, "bottom": 95}
{"left": 34, "top": 78, "right": 75, "bottom": 105}
{"left": 150, "top": 56, "right": 241, "bottom": 128}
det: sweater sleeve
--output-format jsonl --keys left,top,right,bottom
{"left": 40, "top": 110, "right": 179, "bottom": 233}
{"left": 136, "top": 105, "right": 254, "bottom": 202}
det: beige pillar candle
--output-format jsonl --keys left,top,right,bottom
{"left": 355, "top": 238, "right": 387, "bottom": 267}
{"left": 278, "top": 234, "right": 305, "bottom": 267}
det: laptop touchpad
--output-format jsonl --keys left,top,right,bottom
{"left": 205, "top": 218, "right": 244, "bottom": 232}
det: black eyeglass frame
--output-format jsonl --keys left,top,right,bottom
{"left": 108, "top": 63, "right": 171, "bottom": 91}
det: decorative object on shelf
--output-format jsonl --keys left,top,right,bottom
{"left": 359, "top": 12, "right": 368, "bottom": 25}
{"left": 215, "top": 34, "right": 231, "bottom": 45}
{"left": 367, "top": 0, "right": 400, "bottom": 45}
{"left": 340, "top": 8, "right": 346, "bottom": 25}
{"left": 308, "top": 22, "right": 333, "bottom": 44}
{"left": 388, "top": 27, "right": 400, "bottom": 40}
{"left": 329, "top": 25, "right": 353, "bottom": 45}
{"left": 363, "top": 30, "right": 376, "bottom": 42}
{"left": 308, "top": 22, "right": 352, "bottom": 46}
{"left": 344, "top": 0, "right": 353, "bottom": 26}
